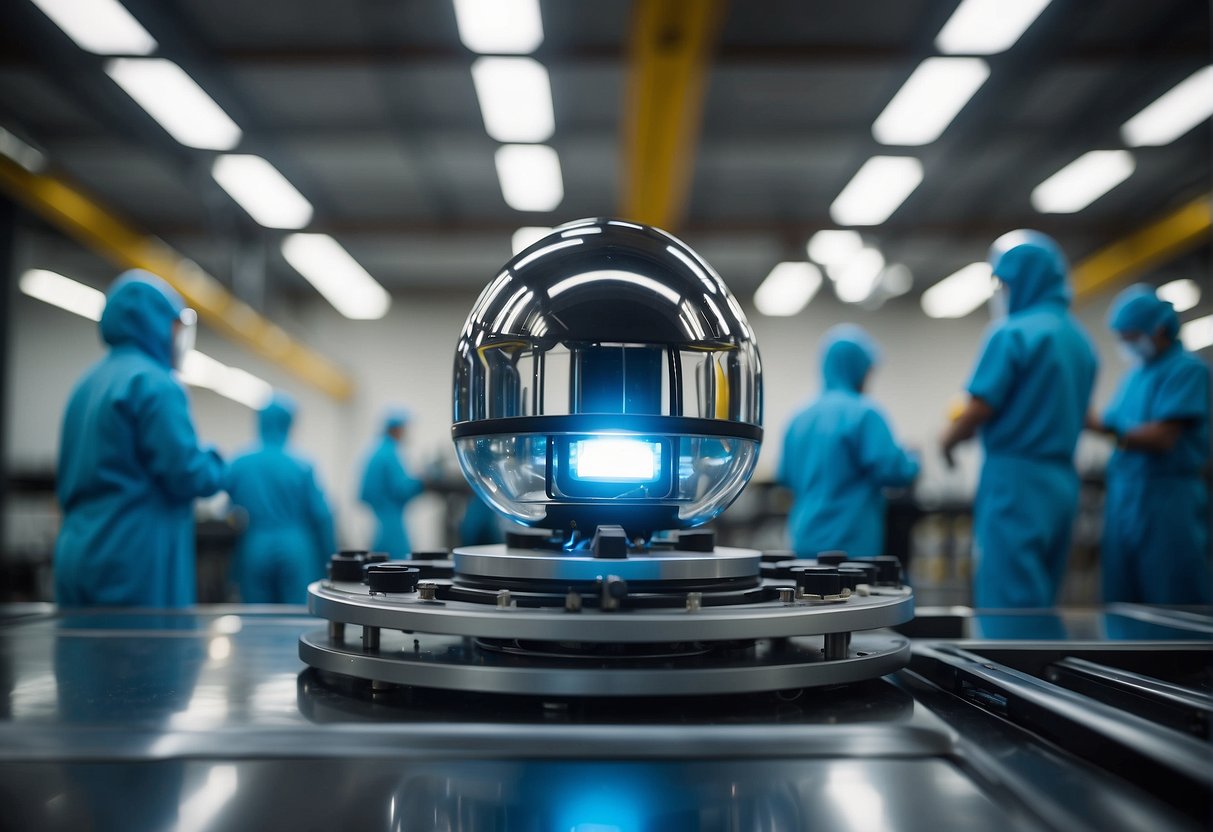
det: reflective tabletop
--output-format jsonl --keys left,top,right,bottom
{"left": 0, "top": 606, "right": 1207, "bottom": 832}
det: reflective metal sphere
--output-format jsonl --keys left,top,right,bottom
{"left": 452, "top": 218, "right": 763, "bottom": 537}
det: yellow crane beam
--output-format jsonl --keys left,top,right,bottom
{"left": 1072, "top": 194, "right": 1212, "bottom": 301}
{"left": 0, "top": 156, "right": 354, "bottom": 400}
{"left": 620, "top": 0, "right": 727, "bottom": 231}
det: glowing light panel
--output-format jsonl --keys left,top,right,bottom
{"left": 572, "top": 439, "right": 661, "bottom": 482}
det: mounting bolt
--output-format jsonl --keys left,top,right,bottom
{"left": 777, "top": 587, "right": 796, "bottom": 604}
{"left": 686, "top": 592, "right": 702, "bottom": 612}
{"left": 417, "top": 581, "right": 437, "bottom": 601}
{"left": 496, "top": 589, "right": 512, "bottom": 609}
{"left": 565, "top": 589, "right": 583, "bottom": 612}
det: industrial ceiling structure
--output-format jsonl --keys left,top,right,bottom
{"left": 0, "top": 0, "right": 1209, "bottom": 365}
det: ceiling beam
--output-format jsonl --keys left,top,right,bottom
{"left": 0, "top": 156, "right": 354, "bottom": 400}
{"left": 1072, "top": 194, "right": 1212, "bottom": 301}
{"left": 619, "top": 0, "right": 727, "bottom": 230}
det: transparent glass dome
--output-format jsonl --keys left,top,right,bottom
{"left": 452, "top": 218, "right": 763, "bottom": 538}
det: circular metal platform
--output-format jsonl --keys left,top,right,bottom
{"left": 307, "top": 579, "right": 914, "bottom": 643}
{"left": 452, "top": 544, "right": 761, "bottom": 583}
{"left": 299, "top": 630, "right": 911, "bottom": 697}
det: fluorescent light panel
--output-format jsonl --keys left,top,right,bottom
{"left": 873, "top": 58, "right": 990, "bottom": 146}
{"left": 281, "top": 234, "right": 391, "bottom": 320}
{"left": 179, "top": 351, "right": 272, "bottom": 410}
{"left": 471, "top": 57, "right": 554, "bottom": 143}
{"left": 921, "top": 262, "right": 994, "bottom": 319}
{"left": 1180, "top": 314, "right": 1213, "bottom": 352}
{"left": 30, "top": 0, "right": 156, "bottom": 55}
{"left": 105, "top": 58, "right": 241, "bottom": 150}
{"left": 0, "top": 126, "right": 47, "bottom": 172}
{"left": 807, "top": 230, "right": 863, "bottom": 266}
{"left": 753, "top": 262, "right": 822, "bottom": 317}
{"left": 1156, "top": 278, "right": 1201, "bottom": 313}
{"left": 453, "top": 0, "right": 543, "bottom": 54}
{"left": 1121, "top": 66, "right": 1213, "bottom": 147}
{"left": 211, "top": 155, "right": 313, "bottom": 230}
{"left": 495, "top": 144, "right": 563, "bottom": 212}
{"left": 1030, "top": 150, "right": 1135, "bottom": 214}
{"left": 936, "top": 0, "right": 1053, "bottom": 55}
{"left": 18, "top": 269, "right": 105, "bottom": 320}
{"left": 830, "top": 156, "right": 923, "bottom": 226}
{"left": 512, "top": 226, "right": 553, "bottom": 255}
{"left": 831, "top": 248, "right": 886, "bottom": 304}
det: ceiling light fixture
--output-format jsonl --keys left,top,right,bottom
{"left": 105, "top": 58, "right": 242, "bottom": 150}
{"left": 830, "top": 157, "right": 923, "bottom": 226}
{"left": 495, "top": 144, "right": 564, "bottom": 212}
{"left": 1156, "top": 278, "right": 1201, "bottom": 313}
{"left": 1030, "top": 150, "right": 1135, "bottom": 214}
{"left": 1179, "top": 314, "right": 1213, "bottom": 352}
{"left": 753, "top": 262, "right": 823, "bottom": 317}
{"left": 471, "top": 57, "right": 555, "bottom": 143}
{"left": 920, "top": 262, "right": 994, "bottom": 319}
{"left": 511, "top": 226, "right": 554, "bottom": 255}
{"left": 873, "top": 58, "right": 990, "bottom": 146}
{"left": 29, "top": 0, "right": 157, "bottom": 55}
{"left": 281, "top": 234, "right": 391, "bottom": 320}
{"left": 935, "top": 0, "right": 1053, "bottom": 55}
{"left": 18, "top": 268, "right": 106, "bottom": 321}
{"left": 831, "top": 248, "right": 886, "bottom": 304}
{"left": 453, "top": 0, "right": 543, "bottom": 54}
{"left": 806, "top": 230, "right": 863, "bottom": 267}
{"left": 1121, "top": 66, "right": 1213, "bottom": 147}
{"left": 212, "top": 155, "right": 313, "bottom": 230}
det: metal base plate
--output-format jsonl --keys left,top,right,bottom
{"left": 307, "top": 581, "right": 914, "bottom": 642}
{"left": 298, "top": 630, "right": 910, "bottom": 697}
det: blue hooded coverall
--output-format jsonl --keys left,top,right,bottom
{"left": 1101, "top": 285, "right": 1210, "bottom": 604}
{"left": 779, "top": 325, "right": 920, "bottom": 557}
{"left": 226, "top": 395, "right": 337, "bottom": 603}
{"left": 359, "top": 412, "right": 424, "bottom": 558}
{"left": 54, "top": 271, "right": 226, "bottom": 608}
{"left": 967, "top": 231, "right": 1098, "bottom": 608}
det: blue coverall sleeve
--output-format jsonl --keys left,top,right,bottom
{"left": 386, "top": 456, "right": 425, "bottom": 503}
{"left": 1154, "top": 360, "right": 1209, "bottom": 423}
{"left": 966, "top": 326, "right": 1020, "bottom": 410}
{"left": 777, "top": 420, "right": 796, "bottom": 488}
{"left": 132, "top": 374, "right": 226, "bottom": 500}
{"left": 855, "top": 408, "right": 920, "bottom": 487}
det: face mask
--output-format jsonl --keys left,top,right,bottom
{"left": 988, "top": 283, "right": 1009, "bottom": 320}
{"left": 1117, "top": 335, "right": 1156, "bottom": 365}
{"left": 1129, "top": 334, "right": 1157, "bottom": 362}
{"left": 173, "top": 308, "right": 197, "bottom": 370}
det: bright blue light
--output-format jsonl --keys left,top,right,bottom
{"left": 571, "top": 438, "right": 661, "bottom": 482}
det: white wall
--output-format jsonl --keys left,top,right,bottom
{"left": 5, "top": 263, "right": 1134, "bottom": 549}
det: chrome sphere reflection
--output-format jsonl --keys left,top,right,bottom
{"left": 452, "top": 218, "right": 763, "bottom": 538}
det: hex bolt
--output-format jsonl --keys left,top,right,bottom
{"left": 824, "top": 632, "right": 848, "bottom": 661}
{"left": 496, "top": 589, "right": 512, "bottom": 609}
{"left": 362, "top": 625, "right": 381, "bottom": 652}
{"left": 777, "top": 587, "right": 796, "bottom": 604}
{"left": 686, "top": 592, "right": 702, "bottom": 612}
{"left": 328, "top": 621, "right": 345, "bottom": 642}
{"left": 565, "top": 589, "right": 583, "bottom": 613}
{"left": 417, "top": 581, "right": 437, "bottom": 601}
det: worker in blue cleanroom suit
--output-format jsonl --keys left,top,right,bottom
{"left": 1090, "top": 284, "right": 1210, "bottom": 604}
{"left": 941, "top": 231, "right": 1098, "bottom": 608}
{"left": 779, "top": 324, "right": 920, "bottom": 557}
{"left": 225, "top": 393, "right": 336, "bottom": 603}
{"left": 359, "top": 409, "right": 424, "bottom": 558}
{"left": 54, "top": 270, "right": 226, "bottom": 608}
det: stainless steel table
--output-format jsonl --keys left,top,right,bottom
{"left": 0, "top": 605, "right": 1208, "bottom": 831}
